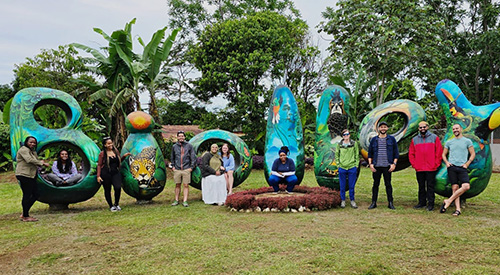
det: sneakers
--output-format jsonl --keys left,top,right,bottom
{"left": 115, "top": 205, "right": 122, "bottom": 211}
{"left": 350, "top": 201, "right": 358, "bottom": 209}
{"left": 171, "top": 200, "right": 179, "bottom": 206}
{"left": 110, "top": 206, "right": 118, "bottom": 212}
{"left": 182, "top": 201, "right": 189, "bottom": 207}
{"left": 340, "top": 201, "right": 346, "bottom": 208}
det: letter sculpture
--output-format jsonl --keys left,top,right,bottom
{"left": 189, "top": 129, "right": 253, "bottom": 189}
{"left": 264, "top": 85, "right": 305, "bottom": 185}
{"left": 435, "top": 79, "right": 500, "bottom": 198}
{"left": 120, "top": 111, "right": 166, "bottom": 201}
{"left": 314, "top": 85, "right": 352, "bottom": 189}
{"left": 358, "top": 99, "right": 426, "bottom": 170}
{"left": 10, "top": 88, "right": 100, "bottom": 208}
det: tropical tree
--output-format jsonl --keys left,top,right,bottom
{"left": 165, "top": 0, "right": 302, "bottom": 100}
{"left": 74, "top": 19, "right": 180, "bottom": 150}
{"left": 8, "top": 45, "right": 103, "bottom": 138}
{"left": 320, "top": 0, "right": 447, "bottom": 105}
{"left": 0, "top": 84, "right": 15, "bottom": 111}
{"left": 190, "top": 11, "right": 309, "bottom": 150}
{"left": 432, "top": 0, "right": 500, "bottom": 104}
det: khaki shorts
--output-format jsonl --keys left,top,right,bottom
{"left": 173, "top": 169, "right": 191, "bottom": 185}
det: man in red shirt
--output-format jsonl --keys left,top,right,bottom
{"left": 409, "top": 121, "right": 443, "bottom": 211}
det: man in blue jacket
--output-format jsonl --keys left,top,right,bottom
{"left": 368, "top": 121, "right": 399, "bottom": 210}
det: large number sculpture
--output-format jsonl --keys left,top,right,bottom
{"left": 264, "top": 85, "right": 305, "bottom": 185}
{"left": 189, "top": 130, "right": 253, "bottom": 189}
{"left": 120, "top": 111, "right": 166, "bottom": 201}
{"left": 10, "top": 88, "right": 100, "bottom": 208}
{"left": 314, "top": 85, "right": 351, "bottom": 189}
{"left": 358, "top": 100, "right": 426, "bottom": 171}
{"left": 434, "top": 80, "right": 500, "bottom": 198}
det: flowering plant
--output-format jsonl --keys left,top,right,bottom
{"left": 225, "top": 185, "right": 340, "bottom": 212}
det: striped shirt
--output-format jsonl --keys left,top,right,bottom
{"left": 376, "top": 137, "right": 390, "bottom": 167}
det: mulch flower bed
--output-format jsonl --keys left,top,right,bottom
{"left": 225, "top": 185, "right": 341, "bottom": 212}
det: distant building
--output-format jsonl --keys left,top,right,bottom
{"left": 161, "top": 125, "right": 205, "bottom": 141}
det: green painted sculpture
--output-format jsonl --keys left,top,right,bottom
{"left": 314, "top": 85, "right": 351, "bottom": 189}
{"left": 120, "top": 111, "right": 166, "bottom": 201}
{"left": 10, "top": 87, "right": 101, "bottom": 206}
{"left": 434, "top": 79, "right": 500, "bottom": 198}
{"left": 189, "top": 129, "right": 253, "bottom": 190}
{"left": 264, "top": 85, "right": 305, "bottom": 185}
{"left": 358, "top": 99, "right": 426, "bottom": 171}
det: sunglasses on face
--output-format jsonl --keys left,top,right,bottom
{"left": 419, "top": 126, "right": 428, "bottom": 129}
{"left": 343, "top": 133, "right": 350, "bottom": 136}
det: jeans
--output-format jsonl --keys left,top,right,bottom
{"left": 372, "top": 166, "right": 393, "bottom": 202}
{"left": 268, "top": 175, "right": 298, "bottom": 192}
{"left": 416, "top": 171, "right": 436, "bottom": 206}
{"left": 339, "top": 167, "right": 357, "bottom": 201}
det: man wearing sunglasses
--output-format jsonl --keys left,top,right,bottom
{"left": 409, "top": 121, "right": 443, "bottom": 211}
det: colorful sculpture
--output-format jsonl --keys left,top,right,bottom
{"left": 264, "top": 85, "right": 305, "bottom": 185}
{"left": 434, "top": 80, "right": 500, "bottom": 198}
{"left": 314, "top": 85, "right": 351, "bottom": 189}
{"left": 10, "top": 88, "right": 100, "bottom": 207}
{"left": 189, "top": 130, "right": 253, "bottom": 189}
{"left": 120, "top": 111, "right": 166, "bottom": 201}
{"left": 358, "top": 99, "right": 426, "bottom": 171}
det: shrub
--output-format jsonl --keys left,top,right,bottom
{"left": 225, "top": 185, "right": 340, "bottom": 211}
{"left": 252, "top": 155, "right": 264, "bottom": 169}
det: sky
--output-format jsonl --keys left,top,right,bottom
{"left": 0, "top": 0, "right": 334, "bottom": 87}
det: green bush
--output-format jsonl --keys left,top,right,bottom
{"left": 0, "top": 122, "right": 12, "bottom": 171}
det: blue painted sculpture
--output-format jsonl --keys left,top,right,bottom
{"left": 358, "top": 99, "right": 426, "bottom": 171}
{"left": 264, "top": 85, "right": 304, "bottom": 185}
{"left": 314, "top": 85, "right": 351, "bottom": 189}
{"left": 120, "top": 111, "right": 166, "bottom": 201}
{"left": 189, "top": 129, "right": 253, "bottom": 189}
{"left": 434, "top": 79, "right": 500, "bottom": 198}
{"left": 10, "top": 88, "right": 100, "bottom": 206}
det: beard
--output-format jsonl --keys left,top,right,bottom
{"left": 420, "top": 130, "right": 427, "bottom": 136}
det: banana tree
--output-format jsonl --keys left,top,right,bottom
{"left": 73, "top": 19, "right": 140, "bottom": 147}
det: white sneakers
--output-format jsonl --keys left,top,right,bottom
{"left": 110, "top": 205, "right": 122, "bottom": 212}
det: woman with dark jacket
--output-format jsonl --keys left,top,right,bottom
{"left": 200, "top": 144, "right": 227, "bottom": 205}
{"left": 97, "top": 137, "right": 130, "bottom": 212}
{"left": 15, "top": 136, "right": 50, "bottom": 222}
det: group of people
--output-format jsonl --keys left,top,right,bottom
{"left": 334, "top": 120, "right": 475, "bottom": 217}
{"left": 170, "top": 131, "right": 235, "bottom": 207}
{"left": 14, "top": 122, "right": 475, "bottom": 222}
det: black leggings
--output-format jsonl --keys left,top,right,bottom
{"left": 101, "top": 172, "right": 122, "bottom": 207}
{"left": 16, "top": 175, "right": 39, "bottom": 217}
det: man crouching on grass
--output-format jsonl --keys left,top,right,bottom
{"left": 440, "top": 124, "right": 475, "bottom": 216}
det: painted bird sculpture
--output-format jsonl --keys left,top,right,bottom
{"left": 434, "top": 79, "right": 500, "bottom": 198}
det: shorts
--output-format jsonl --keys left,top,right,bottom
{"left": 447, "top": 165, "right": 470, "bottom": 185}
{"left": 173, "top": 169, "right": 191, "bottom": 185}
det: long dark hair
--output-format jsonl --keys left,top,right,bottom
{"left": 102, "top": 137, "right": 119, "bottom": 170}
{"left": 23, "top": 136, "right": 37, "bottom": 151}
{"left": 56, "top": 150, "right": 72, "bottom": 174}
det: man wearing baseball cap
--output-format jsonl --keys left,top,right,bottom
{"left": 367, "top": 121, "right": 399, "bottom": 210}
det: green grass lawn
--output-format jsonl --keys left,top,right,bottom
{"left": 1, "top": 168, "right": 499, "bottom": 274}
